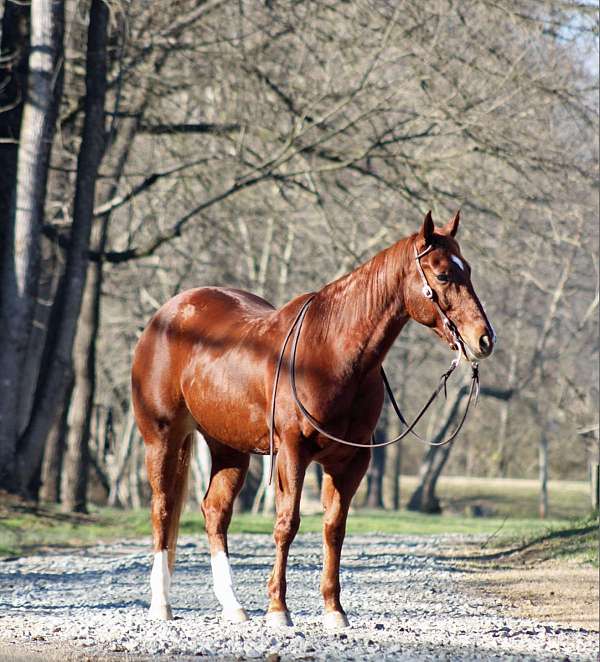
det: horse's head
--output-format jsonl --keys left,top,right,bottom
{"left": 404, "top": 211, "right": 495, "bottom": 361}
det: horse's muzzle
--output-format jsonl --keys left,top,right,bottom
{"left": 478, "top": 333, "right": 493, "bottom": 358}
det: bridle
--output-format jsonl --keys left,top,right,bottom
{"left": 267, "top": 241, "right": 481, "bottom": 482}
{"left": 414, "top": 243, "right": 467, "bottom": 362}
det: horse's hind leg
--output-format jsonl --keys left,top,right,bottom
{"left": 145, "top": 429, "right": 193, "bottom": 620}
{"left": 202, "top": 439, "right": 250, "bottom": 623}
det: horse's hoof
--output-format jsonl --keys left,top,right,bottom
{"left": 265, "top": 610, "right": 293, "bottom": 626}
{"left": 323, "top": 611, "right": 349, "bottom": 630}
{"left": 148, "top": 603, "right": 173, "bottom": 620}
{"left": 223, "top": 607, "right": 249, "bottom": 623}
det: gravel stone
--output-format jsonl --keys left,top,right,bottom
{"left": 0, "top": 533, "right": 596, "bottom": 660}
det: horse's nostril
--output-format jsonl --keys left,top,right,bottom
{"left": 479, "top": 334, "right": 492, "bottom": 355}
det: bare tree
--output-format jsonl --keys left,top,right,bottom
{"left": 0, "top": 0, "right": 63, "bottom": 491}
{"left": 0, "top": 0, "right": 596, "bottom": 510}
{"left": 18, "top": 0, "right": 109, "bottom": 496}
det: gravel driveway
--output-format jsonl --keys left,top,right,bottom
{"left": 0, "top": 533, "right": 596, "bottom": 660}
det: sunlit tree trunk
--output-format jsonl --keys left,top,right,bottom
{"left": 16, "top": 0, "right": 107, "bottom": 494}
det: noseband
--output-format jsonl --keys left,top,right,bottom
{"left": 268, "top": 243, "right": 480, "bottom": 482}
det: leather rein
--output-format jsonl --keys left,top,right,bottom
{"left": 268, "top": 242, "right": 480, "bottom": 482}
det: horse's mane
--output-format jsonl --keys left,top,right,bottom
{"left": 313, "top": 233, "right": 416, "bottom": 343}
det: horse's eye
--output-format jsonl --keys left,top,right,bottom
{"left": 436, "top": 273, "right": 449, "bottom": 283}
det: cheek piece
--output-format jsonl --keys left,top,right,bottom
{"left": 414, "top": 243, "right": 474, "bottom": 370}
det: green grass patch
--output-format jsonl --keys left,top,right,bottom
{"left": 500, "top": 515, "right": 599, "bottom": 566}
{"left": 453, "top": 515, "right": 599, "bottom": 568}
{"left": 399, "top": 475, "right": 591, "bottom": 520}
{"left": 0, "top": 475, "right": 595, "bottom": 559}
{"left": 0, "top": 505, "right": 582, "bottom": 558}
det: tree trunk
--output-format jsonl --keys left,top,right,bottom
{"left": 407, "top": 380, "right": 469, "bottom": 514}
{"left": 15, "top": 0, "right": 108, "bottom": 494}
{"left": 364, "top": 413, "right": 386, "bottom": 508}
{"left": 0, "top": 0, "right": 63, "bottom": 492}
{"left": 191, "top": 433, "right": 212, "bottom": 507}
{"left": 0, "top": 0, "right": 30, "bottom": 245}
{"left": 237, "top": 455, "right": 262, "bottom": 513}
{"left": 129, "top": 441, "right": 143, "bottom": 510}
{"left": 365, "top": 445, "right": 385, "bottom": 508}
{"left": 538, "top": 432, "right": 549, "bottom": 519}
{"left": 39, "top": 378, "right": 72, "bottom": 503}
{"left": 251, "top": 456, "right": 276, "bottom": 514}
{"left": 60, "top": 56, "right": 156, "bottom": 509}
{"left": 496, "top": 241, "right": 541, "bottom": 475}
{"left": 383, "top": 408, "right": 402, "bottom": 510}
{"left": 406, "top": 378, "right": 514, "bottom": 514}
{"left": 108, "top": 405, "right": 136, "bottom": 507}
{"left": 249, "top": 223, "right": 296, "bottom": 514}
{"left": 61, "top": 252, "right": 103, "bottom": 512}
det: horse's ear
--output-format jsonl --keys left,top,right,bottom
{"left": 441, "top": 209, "right": 460, "bottom": 237}
{"left": 418, "top": 211, "right": 435, "bottom": 247}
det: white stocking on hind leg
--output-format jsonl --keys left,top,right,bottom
{"left": 150, "top": 550, "right": 172, "bottom": 620}
{"left": 146, "top": 432, "right": 193, "bottom": 620}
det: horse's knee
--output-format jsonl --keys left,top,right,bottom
{"left": 202, "top": 499, "right": 229, "bottom": 535}
{"left": 323, "top": 518, "right": 345, "bottom": 549}
{"left": 274, "top": 511, "right": 300, "bottom": 546}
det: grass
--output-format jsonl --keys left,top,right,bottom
{"left": 0, "top": 476, "right": 596, "bottom": 560}
{"left": 476, "top": 516, "right": 599, "bottom": 567}
{"left": 399, "top": 475, "right": 591, "bottom": 520}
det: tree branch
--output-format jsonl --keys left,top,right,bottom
{"left": 138, "top": 122, "right": 241, "bottom": 136}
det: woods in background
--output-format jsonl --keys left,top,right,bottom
{"left": 0, "top": 0, "right": 597, "bottom": 515}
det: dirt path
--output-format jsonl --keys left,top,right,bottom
{"left": 0, "top": 533, "right": 596, "bottom": 660}
{"left": 464, "top": 563, "right": 598, "bottom": 631}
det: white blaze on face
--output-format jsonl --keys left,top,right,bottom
{"left": 451, "top": 255, "right": 465, "bottom": 271}
{"left": 150, "top": 550, "right": 170, "bottom": 609}
{"left": 211, "top": 551, "right": 243, "bottom": 612}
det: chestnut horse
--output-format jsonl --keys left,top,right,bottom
{"left": 131, "top": 211, "right": 494, "bottom": 628}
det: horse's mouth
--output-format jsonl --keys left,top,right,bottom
{"left": 436, "top": 328, "right": 493, "bottom": 361}
{"left": 464, "top": 335, "right": 495, "bottom": 360}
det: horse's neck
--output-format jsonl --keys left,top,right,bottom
{"left": 315, "top": 235, "right": 414, "bottom": 373}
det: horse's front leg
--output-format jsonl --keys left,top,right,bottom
{"left": 266, "top": 440, "right": 310, "bottom": 626}
{"left": 320, "top": 448, "right": 370, "bottom": 629}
